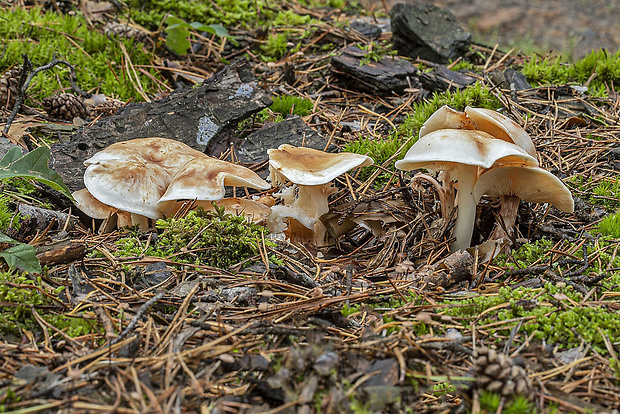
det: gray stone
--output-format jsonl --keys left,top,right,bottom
{"left": 390, "top": 2, "right": 472, "bottom": 63}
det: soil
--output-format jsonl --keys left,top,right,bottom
{"left": 363, "top": 0, "right": 620, "bottom": 59}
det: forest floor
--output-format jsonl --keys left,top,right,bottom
{"left": 0, "top": 0, "right": 620, "bottom": 413}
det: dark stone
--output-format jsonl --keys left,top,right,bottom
{"left": 504, "top": 68, "right": 532, "bottom": 91}
{"left": 418, "top": 64, "right": 476, "bottom": 91}
{"left": 235, "top": 116, "right": 327, "bottom": 177}
{"left": 349, "top": 21, "right": 382, "bottom": 39}
{"left": 50, "top": 59, "right": 272, "bottom": 191}
{"left": 142, "top": 261, "right": 172, "bottom": 287}
{"left": 330, "top": 46, "right": 420, "bottom": 95}
{"left": 389, "top": 2, "right": 472, "bottom": 64}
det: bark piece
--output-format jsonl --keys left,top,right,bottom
{"left": 330, "top": 46, "right": 420, "bottom": 94}
{"left": 50, "top": 59, "right": 272, "bottom": 191}
{"left": 418, "top": 64, "right": 476, "bottom": 91}
{"left": 390, "top": 2, "right": 472, "bottom": 63}
{"left": 36, "top": 239, "right": 86, "bottom": 266}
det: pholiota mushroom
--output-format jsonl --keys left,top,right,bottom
{"left": 267, "top": 144, "right": 373, "bottom": 245}
{"left": 84, "top": 137, "right": 208, "bottom": 176}
{"left": 81, "top": 159, "right": 172, "bottom": 230}
{"left": 72, "top": 188, "right": 132, "bottom": 232}
{"left": 473, "top": 164, "right": 574, "bottom": 241}
{"left": 156, "top": 156, "right": 271, "bottom": 216}
{"left": 395, "top": 129, "right": 538, "bottom": 252}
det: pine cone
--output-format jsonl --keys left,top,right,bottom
{"left": 473, "top": 347, "right": 533, "bottom": 397}
{"left": 102, "top": 22, "right": 149, "bottom": 42}
{"left": 89, "top": 99, "right": 124, "bottom": 117}
{"left": 0, "top": 66, "right": 23, "bottom": 110}
{"left": 43, "top": 93, "right": 88, "bottom": 120}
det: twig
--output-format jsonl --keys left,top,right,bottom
{"left": 4, "top": 54, "right": 84, "bottom": 134}
{"left": 111, "top": 291, "right": 164, "bottom": 346}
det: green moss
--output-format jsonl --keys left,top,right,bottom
{"left": 479, "top": 391, "right": 535, "bottom": 414}
{"left": 0, "top": 271, "right": 97, "bottom": 337}
{"left": 115, "top": 207, "right": 273, "bottom": 269}
{"left": 0, "top": 195, "right": 17, "bottom": 232}
{"left": 270, "top": 95, "right": 314, "bottom": 116}
{"left": 595, "top": 212, "right": 620, "bottom": 238}
{"left": 521, "top": 49, "right": 620, "bottom": 97}
{"left": 568, "top": 176, "right": 620, "bottom": 210}
{"left": 261, "top": 32, "right": 292, "bottom": 60}
{"left": 0, "top": 7, "right": 160, "bottom": 101}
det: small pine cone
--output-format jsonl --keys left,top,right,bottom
{"left": 0, "top": 66, "right": 23, "bottom": 109}
{"left": 43, "top": 93, "right": 88, "bottom": 120}
{"left": 473, "top": 347, "right": 533, "bottom": 397}
{"left": 90, "top": 99, "right": 124, "bottom": 117}
{"left": 102, "top": 22, "right": 149, "bottom": 42}
{"left": 44, "top": 0, "right": 74, "bottom": 13}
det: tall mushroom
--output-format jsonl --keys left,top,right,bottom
{"left": 395, "top": 129, "right": 538, "bottom": 252}
{"left": 267, "top": 144, "right": 373, "bottom": 245}
{"left": 473, "top": 165, "right": 574, "bottom": 240}
{"left": 156, "top": 156, "right": 271, "bottom": 216}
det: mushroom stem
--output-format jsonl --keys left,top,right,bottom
{"left": 490, "top": 195, "right": 520, "bottom": 240}
{"left": 451, "top": 164, "right": 478, "bottom": 252}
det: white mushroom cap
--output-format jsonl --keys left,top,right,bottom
{"left": 84, "top": 137, "right": 207, "bottom": 174}
{"left": 395, "top": 129, "right": 538, "bottom": 173}
{"left": 464, "top": 107, "right": 537, "bottom": 156}
{"left": 474, "top": 165, "right": 574, "bottom": 212}
{"left": 419, "top": 105, "right": 477, "bottom": 138}
{"left": 157, "top": 157, "right": 270, "bottom": 214}
{"left": 84, "top": 159, "right": 171, "bottom": 219}
{"left": 267, "top": 144, "right": 373, "bottom": 186}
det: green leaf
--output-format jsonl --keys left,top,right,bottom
{"left": 0, "top": 146, "right": 72, "bottom": 199}
{"left": 0, "top": 233, "right": 41, "bottom": 273}
{"left": 164, "top": 15, "right": 191, "bottom": 55}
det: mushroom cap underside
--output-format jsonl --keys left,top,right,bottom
{"left": 473, "top": 165, "right": 574, "bottom": 212}
{"left": 84, "top": 159, "right": 170, "bottom": 219}
{"left": 267, "top": 144, "right": 373, "bottom": 186}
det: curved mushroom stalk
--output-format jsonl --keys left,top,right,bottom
{"left": 411, "top": 172, "right": 455, "bottom": 219}
{"left": 490, "top": 195, "right": 520, "bottom": 241}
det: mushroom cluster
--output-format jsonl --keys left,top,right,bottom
{"left": 396, "top": 105, "right": 574, "bottom": 252}
{"left": 73, "top": 138, "right": 270, "bottom": 231}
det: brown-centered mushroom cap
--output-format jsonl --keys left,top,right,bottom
{"left": 84, "top": 159, "right": 171, "bottom": 219}
{"left": 464, "top": 107, "right": 537, "bottom": 157}
{"left": 473, "top": 165, "right": 574, "bottom": 212}
{"left": 84, "top": 137, "right": 207, "bottom": 175}
{"left": 157, "top": 157, "right": 270, "bottom": 213}
{"left": 73, "top": 188, "right": 133, "bottom": 230}
{"left": 267, "top": 144, "right": 373, "bottom": 186}
{"left": 418, "top": 105, "right": 477, "bottom": 138}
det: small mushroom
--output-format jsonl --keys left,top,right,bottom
{"left": 473, "top": 165, "right": 574, "bottom": 241}
{"left": 267, "top": 144, "right": 373, "bottom": 245}
{"left": 157, "top": 157, "right": 271, "bottom": 215}
{"left": 84, "top": 137, "right": 207, "bottom": 175}
{"left": 83, "top": 159, "right": 171, "bottom": 230}
{"left": 72, "top": 188, "right": 132, "bottom": 232}
{"left": 395, "top": 129, "right": 538, "bottom": 252}
{"left": 464, "top": 107, "right": 537, "bottom": 156}
{"left": 419, "top": 105, "right": 476, "bottom": 138}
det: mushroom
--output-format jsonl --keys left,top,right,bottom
{"left": 418, "top": 105, "right": 476, "bottom": 138}
{"left": 394, "top": 129, "right": 538, "bottom": 252}
{"left": 267, "top": 144, "right": 373, "bottom": 245}
{"left": 84, "top": 137, "right": 207, "bottom": 175}
{"left": 72, "top": 188, "right": 132, "bottom": 232}
{"left": 156, "top": 156, "right": 271, "bottom": 215}
{"left": 473, "top": 165, "right": 574, "bottom": 241}
{"left": 464, "top": 107, "right": 537, "bottom": 157}
{"left": 83, "top": 159, "right": 171, "bottom": 230}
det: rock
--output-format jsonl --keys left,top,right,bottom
{"left": 235, "top": 116, "right": 326, "bottom": 176}
{"left": 389, "top": 2, "right": 472, "bottom": 64}
{"left": 418, "top": 64, "right": 476, "bottom": 91}
{"left": 349, "top": 21, "right": 382, "bottom": 39}
{"left": 330, "top": 45, "right": 420, "bottom": 94}
{"left": 50, "top": 59, "right": 272, "bottom": 191}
